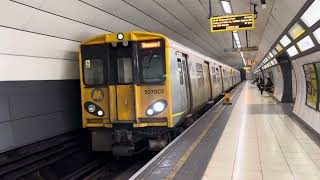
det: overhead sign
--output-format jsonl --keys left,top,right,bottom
{"left": 210, "top": 14, "right": 255, "bottom": 32}
{"left": 224, "top": 46, "right": 258, "bottom": 53}
{"left": 244, "top": 66, "right": 251, "bottom": 70}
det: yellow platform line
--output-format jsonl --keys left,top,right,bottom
{"left": 165, "top": 83, "right": 244, "bottom": 180}
{"left": 165, "top": 107, "right": 225, "bottom": 180}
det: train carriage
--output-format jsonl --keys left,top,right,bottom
{"left": 79, "top": 31, "right": 240, "bottom": 156}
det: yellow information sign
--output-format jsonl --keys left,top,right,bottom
{"left": 210, "top": 14, "right": 255, "bottom": 32}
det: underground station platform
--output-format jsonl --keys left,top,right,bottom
{"left": 4, "top": 0, "right": 320, "bottom": 179}
{"left": 130, "top": 82, "right": 320, "bottom": 180}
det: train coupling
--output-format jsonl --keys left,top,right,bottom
{"left": 112, "top": 129, "right": 135, "bottom": 156}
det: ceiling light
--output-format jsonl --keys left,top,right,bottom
{"left": 221, "top": 0, "right": 232, "bottom": 14}
{"left": 279, "top": 35, "right": 291, "bottom": 47}
{"left": 286, "top": 45, "right": 299, "bottom": 57}
{"left": 301, "top": 0, "right": 320, "bottom": 27}
{"left": 242, "top": 57, "right": 246, "bottom": 66}
{"left": 313, "top": 27, "right": 320, "bottom": 43}
{"left": 297, "top": 35, "right": 315, "bottom": 52}
{"left": 233, "top": 32, "right": 240, "bottom": 41}
{"left": 261, "top": 0, "right": 267, "bottom": 9}
{"left": 117, "top": 33, "right": 124, "bottom": 40}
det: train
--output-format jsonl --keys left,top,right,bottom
{"left": 79, "top": 31, "right": 241, "bottom": 156}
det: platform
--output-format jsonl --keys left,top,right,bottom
{"left": 130, "top": 81, "right": 320, "bottom": 180}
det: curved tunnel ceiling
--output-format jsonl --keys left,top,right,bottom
{"left": 0, "top": 0, "right": 307, "bottom": 69}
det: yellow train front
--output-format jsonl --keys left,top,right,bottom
{"left": 79, "top": 31, "right": 241, "bottom": 156}
{"left": 80, "top": 32, "right": 174, "bottom": 156}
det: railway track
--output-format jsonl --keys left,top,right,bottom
{"left": 0, "top": 85, "right": 238, "bottom": 180}
{"left": 67, "top": 152, "right": 156, "bottom": 180}
{"left": 0, "top": 131, "right": 154, "bottom": 180}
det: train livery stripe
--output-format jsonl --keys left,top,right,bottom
{"left": 172, "top": 111, "right": 185, "bottom": 118}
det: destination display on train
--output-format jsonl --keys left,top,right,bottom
{"left": 210, "top": 14, "right": 254, "bottom": 32}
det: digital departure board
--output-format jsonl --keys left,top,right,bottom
{"left": 210, "top": 14, "right": 254, "bottom": 32}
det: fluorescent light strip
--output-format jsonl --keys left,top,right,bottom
{"left": 221, "top": 0, "right": 232, "bottom": 14}
{"left": 242, "top": 57, "right": 246, "bottom": 66}
{"left": 233, "top": 31, "right": 240, "bottom": 41}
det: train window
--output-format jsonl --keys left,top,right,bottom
{"left": 84, "top": 59, "right": 105, "bottom": 86}
{"left": 301, "top": 0, "right": 320, "bottom": 27}
{"left": 117, "top": 57, "right": 133, "bottom": 84}
{"left": 303, "top": 64, "right": 317, "bottom": 109}
{"left": 109, "top": 44, "right": 134, "bottom": 84}
{"left": 81, "top": 44, "right": 108, "bottom": 86}
{"left": 196, "top": 63, "right": 204, "bottom": 86}
{"left": 212, "top": 67, "right": 216, "bottom": 81}
{"left": 138, "top": 40, "right": 166, "bottom": 84}
{"left": 177, "top": 58, "right": 184, "bottom": 85}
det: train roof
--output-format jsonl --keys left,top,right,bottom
{"left": 81, "top": 31, "right": 238, "bottom": 72}
{"left": 167, "top": 38, "right": 238, "bottom": 72}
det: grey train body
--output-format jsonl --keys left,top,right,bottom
{"left": 167, "top": 40, "right": 241, "bottom": 127}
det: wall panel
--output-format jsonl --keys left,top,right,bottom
{"left": 271, "top": 65, "right": 284, "bottom": 101}
{"left": 0, "top": 80, "right": 81, "bottom": 153}
{"left": 293, "top": 51, "right": 320, "bottom": 134}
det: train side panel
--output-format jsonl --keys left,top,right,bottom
{"left": 221, "top": 68, "right": 228, "bottom": 91}
{"left": 186, "top": 54, "right": 211, "bottom": 114}
{"left": 169, "top": 49, "right": 189, "bottom": 126}
{"left": 210, "top": 64, "right": 223, "bottom": 98}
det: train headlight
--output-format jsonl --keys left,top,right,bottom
{"left": 97, "top": 110, "right": 104, "bottom": 116}
{"left": 146, "top": 100, "right": 167, "bottom": 116}
{"left": 153, "top": 102, "right": 165, "bottom": 112}
{"left": 146, "top": 109, "right": 154, "bottom": 116}
{"left": 117, "top": 33, "right": 124, "bottom": 40}
{"left": 88, "top": 104, "right": 96, "bottom": 113}
{"left": 85, "top": 102, "right": 104, "bottom": 117}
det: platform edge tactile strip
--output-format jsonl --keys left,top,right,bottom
{"left": 172, "top": 83, "right": 244, "bottom": 180}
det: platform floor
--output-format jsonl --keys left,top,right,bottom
{"left": 202, "top": 82, "right": 320, "bottom": 180}
{"left": 131, "top": 82, "right": 320, "bottom": 180}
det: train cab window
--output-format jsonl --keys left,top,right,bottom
{"left": 84, "top": 59, "right": 105, "bottom": 85}
{"left": 81, "top": 44, "right": 108, "bottom": 86}
{"left": 138, "top": 40, "right": 166, "bottom": 84}
{"left": 109, "top": 43, "right": 134, "bottom": 84}
{"left": 196, "top": 63, "right": 204, "bottom": 86}
{"left": 117, "top": 57, "right": 133, "bottom": 84}
{"left": 303, "top": 64, "right": 317, "bottom": 109}
{"left": 177, "top": 58, "right": 184, "bottom": 85}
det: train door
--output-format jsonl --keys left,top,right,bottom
{"left": 204, "top": 61, "right": 213, "bottom": 99}
{"left": 219, "top": 66, "right": 225, "bottom": 92}
{"left": 216, "top": 67, "right": 223, "bottom": 93}
{"left": 180, "top": 53, "right": 191, "bottom": 111}
{"left": 111, "top": 44, "right": 136, "bottom": 121}
{"left": 211, "top": 65, "right": 220, "bottom": 98}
